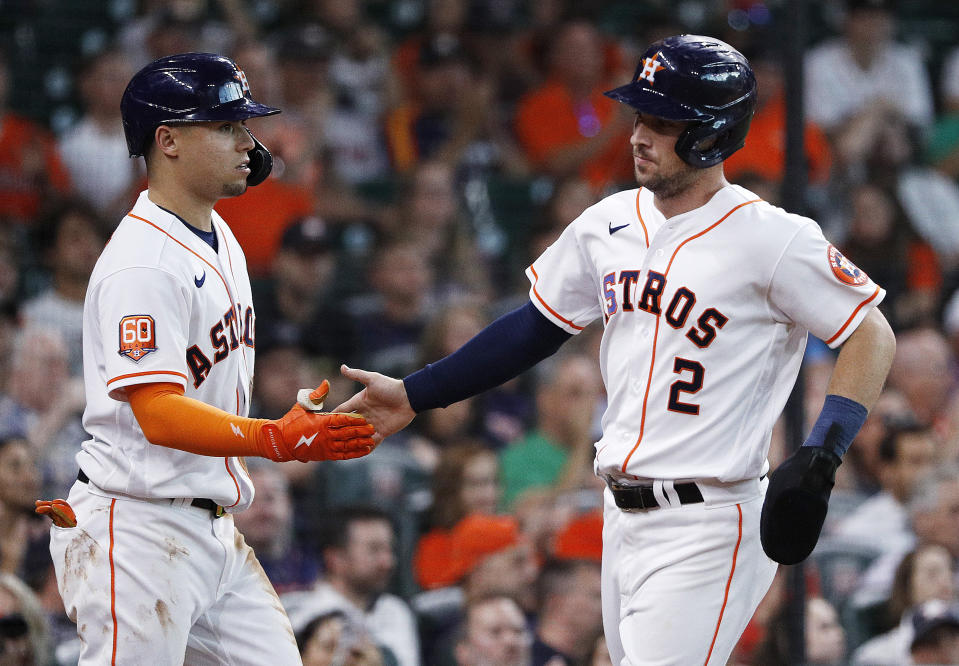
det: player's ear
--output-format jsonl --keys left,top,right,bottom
{"left": 154, "top": 125, "right": 179, "bottom": 158}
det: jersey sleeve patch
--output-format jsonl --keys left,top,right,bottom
{"left": 827, "top": 245, "right": 869, "bottom": 286}
{"left": 118, "top": 314, "right": 158, "bottom": 362}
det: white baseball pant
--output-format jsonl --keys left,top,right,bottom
{"left": 601, "top": 480, "right": 778, "bottom": 665}
{"left": 49, "top": 480, "right": 302, "bottom": 665}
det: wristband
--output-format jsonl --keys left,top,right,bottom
{"left": 801, "top": 394, "right": 868, "bottom": 458}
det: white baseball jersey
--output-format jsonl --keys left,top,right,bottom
{"left": 527, "top": 184, "right": 884, "bottom": 484}
{"left": 76, "top": 191, "right": 256, "bottom": 510}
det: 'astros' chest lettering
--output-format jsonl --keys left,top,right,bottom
{"left": 601, "top": 268, "right": 728, "bottom": 349}
{"left": 186, "top": 303, "right": 255, "bottom": 388}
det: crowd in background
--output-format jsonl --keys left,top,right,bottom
{"left": 1, "top": 0, "right": 959, "bottom": 664}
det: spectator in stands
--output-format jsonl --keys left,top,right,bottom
{"left": 453, "top": 593, "right": 532, "bottom": 666}
{"left": 853, "top": 548, "right": 958, "bottom": 666}
{"left": 414, "top": 442, "right": 501, "bottom": 590}
{"left": 927, "top": 45, "right": 959, "bottom": 180}
{"left": 850, "top": 467, "right": 959, "bottom": 625}
{"left": 753, "top": 596, "right": 846, "bottom": 666}
{"left": 833, "top": 416, "right": 935, "bottom": 557}
{"left": 347, "top": 240, "right": 435, "bottom": 379}
{"left": 414, "top": 513, "right": 539, "bottom": 664}
{"left": 392, "top": 161, "right": 492, "bottom": 302}
{"left": 886, "top": 328, "right": 955, "bottom": 436}
{"left": 832, "top": 387, "right": 914, "bottom": 502}
{"left": 22, "top": 198, "right": 106, "bottom": 376}
{"left": 392, "top": 0, "right": 471, "bottom": 96}
{"left": 0, "top": 572, "right": 51, "bottom": 666}
{"left": 295, "top": 608, "right": 386, "bottom": 666}
{"left": 499, "top": 352, "right": 603, "bottom": 509}
{"left": 0, "top": 327, "right": 85, "bottom": 497}
{"left": 909, "top": 600, "right": 959, "bottom": 665}
{"left": 0, "top": 51, "right": 71, "bottom": 225}
{"left": 252, "top": 216, "right": 355, "bottom": 361}
{"left": 513, "top": 20, "right": 633, "bottom": 191}
{"left": 550, "top": 510, "right": 603, "bottom": 563}
{"left": 530, "top": 559, "right": 602, "bottom": 665}
{"left": 723, "top": 48, "right": 833, "bottom": 187}
{"left": 283, "top": 506, "right": 420, "bottom": 666}
{"left": 250, "top": 345, "right": 325, "bottom": 420}
{"left": 804, "top": 0, "right": 934, "bottom": 145}
{"left": 300, "top": 0, "right": 397, "bottom": 186}
{"left": 233, "top": 461, "right": 320, "bottom": 594}
{"left": 386, "top": 34, "right": 524, "bottom": 179}
{"left": 0, "top": 437, "right": 48, "bottom": 591}
{"left": 117, "top": 0, "right": 255, "bottom": 70}
{"left": 839, "top": 183, "right": 941, "bottom": 330}
{"left": 57, "top": 48, "right": 140, "bottom": 219}
{"left": 453, "top": 514, "right": 539, "bottom": 614}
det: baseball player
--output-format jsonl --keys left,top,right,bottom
{"left": 335, "top": 36, "right": 896, "bottom": 665}
{"left": 35, "top": 53, "right": 376, "bottom": 665}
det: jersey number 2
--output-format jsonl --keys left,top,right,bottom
{"left": 668, "top": 357, "right": 704, "bottom": 415}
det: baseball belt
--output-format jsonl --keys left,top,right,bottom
{"left": 606, "top": 477, "right": 704, "bottom": 512}
{"left": 77, "top": 469, "right": 225, "bottom": 518}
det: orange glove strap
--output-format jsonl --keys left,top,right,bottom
{"left": 127, "top": 383, "right": 268, "bottom": 457}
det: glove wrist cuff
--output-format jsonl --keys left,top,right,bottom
{"left": 256, "top": 422, "right": 291, "bottom": 462}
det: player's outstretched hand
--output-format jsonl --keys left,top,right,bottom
{"left": 335, "top": 365, "right": 416, "bottom": 444}
{"left": 256, "top": 381, "right": 376, "bottom": 462}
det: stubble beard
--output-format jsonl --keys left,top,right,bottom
{"left": 222, "top": 180, "right": 247, "bottom": 198}
{"left": 635, "top": 158, "right": 701, "bottom": 201}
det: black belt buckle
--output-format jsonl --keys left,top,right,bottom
{"left": 608, "top": 479, "right": 658, "bottom": 512}
{"left": 191, "top": 498, "right": 225, "bottom": 518}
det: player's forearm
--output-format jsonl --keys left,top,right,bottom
{"left": 825, "top": 307, "right": 896, "bottom": 411}
{"left": 403, "top": 301, "right": 572, "bottom": 411}
{"left": 127, "top": 383, "right": 267, "bottom": 457}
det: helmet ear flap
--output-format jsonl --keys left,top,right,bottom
{"left": 675, "top": 116, "right": 751, "bottom": 168}
{"left": 245, "top": 129, "right": 273, "bottom": 186}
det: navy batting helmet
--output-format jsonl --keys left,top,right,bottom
{"left": 604, "top": 35, "right": 757, "bottom": 168}
{"left": 121, "top": 52, "right": 280, "bottom": 184}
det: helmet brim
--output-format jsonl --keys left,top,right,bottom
{"left": 177, "top": 97, "right": 281, "bottom": 122}
{"left": 604, "top": 84, "right": 711, "bottom": 123}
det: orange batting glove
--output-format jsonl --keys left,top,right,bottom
{"left": 255, "top": 381, "right": 377, "bottom": 462}
{"left": 35, "top": 499, "right": 78, "bottom": 528}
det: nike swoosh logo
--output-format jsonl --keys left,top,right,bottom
{"left": 609, "top": 223, "right": 630, "bottom": 235}
{"left": 194, "top": 271, "right": 206, "bottom": 288}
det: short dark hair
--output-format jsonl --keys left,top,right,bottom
{"left": 878, "top": 415, "right": 929, "bottom": 463}
{"left": 316, "top": 505, "right": 393, "bottom": 552}
{"left": 536, "top": 558, "right": 599, "bottom": 609}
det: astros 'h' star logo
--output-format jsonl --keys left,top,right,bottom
{"left": 827, "top": 245, "right": 869, "bottom": 286}
{"left": 638, "top": 53, "right": 666, "bottom": 85}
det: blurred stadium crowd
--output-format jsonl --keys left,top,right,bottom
{"left": 2, "top": 0, "right": 959, "bottom": 664}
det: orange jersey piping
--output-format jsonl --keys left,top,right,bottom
{"left": 704, "top": 503, "right": 743, "bottom": 665}
{"left": 529, "top": 265, "right": 586, "bottom": 331}
{"left": 108, "top": 499, "right": 118, "bottom": 665}
{"left": 621, "top": 199, "right": 761, "bottom": 472}
{"left": 107, "top": 370, "right": 188, "bottom": 386}
{"left": 634, "top": 188, "right": 650, "bottom": 247}
{"left": 824, "top": 285, "right": 881, "bottom": 346}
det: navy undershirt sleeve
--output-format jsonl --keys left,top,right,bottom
{"left": 403, "top": 301, "right": 573, "bottom": 412}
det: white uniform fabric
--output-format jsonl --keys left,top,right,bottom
{"left": 50, "top": 191, "right": 300, "bottom": 665}
{"left": 527, "top": 184, "right": 885, "bottom": 665}
{"left": 77, "top": 191, "right": 255, "bottom": 509}
{"left": 50, "top": 480, "right": 301, "bottom": 665}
